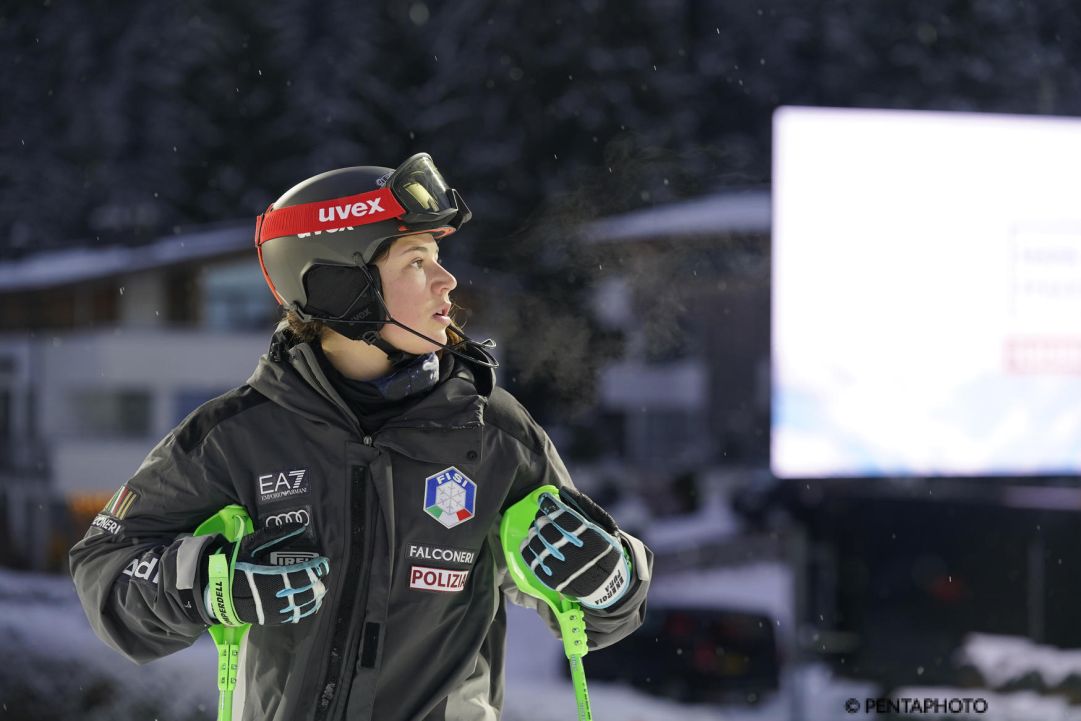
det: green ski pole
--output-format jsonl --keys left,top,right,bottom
{"left": 500, "top": 485, "right": 593, "bottom": 721}
{"left": 193, "top": 505, "right": 254, "bottom": 721}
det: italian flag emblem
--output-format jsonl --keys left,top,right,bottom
{"left": 103, "top": 485, "right": 139, "bottom": 520}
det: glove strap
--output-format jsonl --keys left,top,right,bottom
{"left": 578, "top": 542, "right": 633, "bottom": 610}
{"left": 208, "top": 548, "right": 244, "bottom": 627}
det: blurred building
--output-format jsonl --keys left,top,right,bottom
{"left": 582, "top": 188, "right": 771, "bottom": 477}
{"left": 0, "top": 188, "right": 773, "bottom": 570}
{"left": 0, "top": 223, "right": 276, "bottom": 569}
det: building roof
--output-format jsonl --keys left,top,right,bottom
{"left": 0, "top": 188, "right": 774, "bottom": 293}
{"left": 583, "top": 188, "right": 771, "bottom": 243}
{"left": 0, "top": 223, "right": 253, "bottom": 293}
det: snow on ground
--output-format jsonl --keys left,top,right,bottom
{"left": 0, "top": 563, "right": 924, "bottom": 721}
{"left": 5, "top": 567, "right": 792, "bottom": 720}
{"left": 19, "top": 566, "right": 1074, "bottom": 720}
{"left": 0, "top": 568, "right": 217, "bottom": 720}
{"left": 502, "top": 592, "right": 878, "bottom": 721}
{"left": 956, "top": 633, "right": 1081, "bottom": 691}
{"left": 504, "top": 602, "right": 743, "bottom": 720}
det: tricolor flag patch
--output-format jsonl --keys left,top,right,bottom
{"left": 103, "top": 485, "right": 139, "bottom": 520}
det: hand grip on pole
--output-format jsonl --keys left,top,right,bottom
{"left": 194, "top": 505, "right": 254, "bottom": 721}
{"left": 500, "top": 485, "right": 594, "bottom": 721}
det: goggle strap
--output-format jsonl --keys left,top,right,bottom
{"left": 256, "top": 188, "right": 405, "bottom": 245}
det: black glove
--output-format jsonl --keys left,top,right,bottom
{"left": 203, "top": 523, "right": 330, "bottom": 626}
{"left": 518, "top": 486, "right": 633, "bottom": 609}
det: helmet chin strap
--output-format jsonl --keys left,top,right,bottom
{"left": 294, "top": 268, "right": 499, "bottom": 370}
{"left": 302, "top": 311, "right": 499, "bottom": 370}
{"left": 359, "top": 317, "right": 499, "bottom": 370}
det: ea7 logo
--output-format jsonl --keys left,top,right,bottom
{"left": 258, "top": 469, "right": 310, "bottom": 503}
{"left": 122, "top": 555, "right": 160, "bottom": 584}
{"left": 317, "top": 198, "right": 384, "bottom": 223}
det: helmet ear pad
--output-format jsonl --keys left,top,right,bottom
{"left": 301, "top": 263, "right": 389, "bottom": 327}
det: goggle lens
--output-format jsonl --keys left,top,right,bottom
{"left": 389, "top": 154, "right": 457, "bottom": 222}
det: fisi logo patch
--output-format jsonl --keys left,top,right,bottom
{"left": 423, "top": 467, "right": 476, "bottom": 529}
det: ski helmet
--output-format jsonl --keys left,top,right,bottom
{"left": 255, "top": 153, "right": 471, "bottom": 329}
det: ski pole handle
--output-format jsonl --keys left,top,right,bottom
{"left": 194, "top": 505, "right": 254, "bottom": 721}
{"left": 500, "top": 485, "right": 593, "bottom": 721}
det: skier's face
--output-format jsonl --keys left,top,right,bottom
{"left": 375, "top": 234, "right": 457, "bottom": 353}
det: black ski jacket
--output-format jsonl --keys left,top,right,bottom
{"left": 69, "top": 331, "right": 653, "bottom": 721}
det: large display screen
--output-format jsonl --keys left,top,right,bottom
{"left": 771, "top": 107, "right": 1081, "bottom": 478}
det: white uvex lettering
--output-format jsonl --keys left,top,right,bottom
{"left": 298, "top": 227, "right": 354, "bottom": 238}
{"left": 317, "top": 199, "right": 385, "bottom": 225}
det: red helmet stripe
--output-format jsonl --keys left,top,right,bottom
{"left": 256, "top": 187, "right": 405, "bottom": 245}
{"left": 255, "top": 243, "right": 285, "bottom": 305}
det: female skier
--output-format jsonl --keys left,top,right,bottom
{"left": 70, "top": 153, "right": 653, "bottom": 721}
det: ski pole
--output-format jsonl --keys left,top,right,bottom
{"left": 500, "top": 485, "right": 593, "bottom": 721}
{"left": 193, "top": 505, "right": 254, "bottom": 721}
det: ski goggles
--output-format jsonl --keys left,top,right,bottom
{"left": 255, "top": 153, "right": 471, "bottom": 246}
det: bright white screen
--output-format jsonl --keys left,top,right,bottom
{"left": 772, "top": 106, "right": 1081, "bottom": 478}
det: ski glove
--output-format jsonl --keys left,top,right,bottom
{"left": 519, "top": 487, "right": 633, "bottom": 610}
{"left": 203, "top": 523, "right": 330, "bottom": 626}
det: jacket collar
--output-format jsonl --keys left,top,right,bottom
{"left": 250, "top": 327, "right": 491, "bottom": 435}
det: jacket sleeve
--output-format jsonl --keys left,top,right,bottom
{"left": 68, "top": 428, "right": 238, "bottom": 664}
{"left": 499, "top": 421, "right": 654, "bottom": 651}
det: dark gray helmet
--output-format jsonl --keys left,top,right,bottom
{"left": 255, "top": 153, "right": 471, "bottom": 314}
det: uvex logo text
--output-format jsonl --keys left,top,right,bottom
{"left": 317, "top": 198, "right": 384, "bottom": 223}
{"left": 257, "top": 188, "right": 404, "bottom": 245}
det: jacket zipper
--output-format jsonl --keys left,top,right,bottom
{"left": 314, "top": 464, "right": 372, "bottom": 721}
{"left": 310, "top": 431, "right": 469, "bottom": 719}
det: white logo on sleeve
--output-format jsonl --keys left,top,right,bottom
{"left": 122, "top": 555, "right": 160, "bottom": 584}
{"left": 269, "top": 551, "right": 319, "bottom": 566}
{"left": 258, "top": 469, "right": 310, "bottom": 502}
{"left": 407, "top": 544, "right": 476, "bottom": 567}
{"left": 264, "top": 509, "right": 311, "bottom": 527}
{"left": 91, "top": 513, "right": 122, "bottom": 535}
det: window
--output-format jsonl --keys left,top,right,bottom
{"left": 627, "top": 408, "right": 709, "bottom": 471}
{"left": 201, "top": 259, "right": 279, "bottom": 331}
{"left": 68, "top": 389, "right": 152, "bottom": 439}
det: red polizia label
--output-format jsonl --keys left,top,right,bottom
{"left": 409, "top": 565, "right": 469, "bottom": 593}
